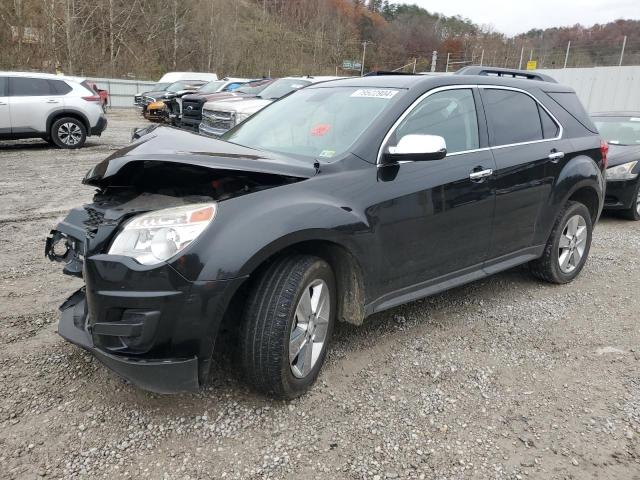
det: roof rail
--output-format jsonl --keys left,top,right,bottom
{"left": 364, "top": 71, "right": 423, "bottom": 76}
{"left": 454, "top": 66, "right": 557, "bottom": 83}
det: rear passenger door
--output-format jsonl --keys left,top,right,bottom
{"left": 8, "top": 77, "right": 65, "bottom": 134}
{"left": 0, "top": 77, "right": 9, "bottom": 135}
{"left": 480, "top": 86, "right": 564, "bottom": 260}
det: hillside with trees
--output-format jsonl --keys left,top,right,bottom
{"left": 0, "top": 0, "right": 637, "bottom": 79}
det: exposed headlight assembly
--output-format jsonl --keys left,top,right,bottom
{"left": 108, "top": 203, "right": 217, "bottom": 265}
{"left": 234, "top": 112, "right": 251, "bottom": 125}
{"left": 606, "top": 161, "right": 638, "bottom": 180}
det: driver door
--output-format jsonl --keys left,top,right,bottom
{"left": 372, "top": 87, "right": 496, "bottom": 299}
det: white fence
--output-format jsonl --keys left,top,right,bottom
{"left": 536, "top": 66, "right": 640, "bottom": 112}
{"left": 86, "top": 77, "right": 156, "bottom": 108}
{"left": 91, "top": 66, "right": 640, "bottom": 112}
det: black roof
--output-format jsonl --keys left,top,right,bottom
{"left": 311, "top": 72, "right": 573, "bottom": 93}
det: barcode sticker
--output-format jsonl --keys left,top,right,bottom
{"left": 350, "top": 89, "right": 398, "bottom": 99}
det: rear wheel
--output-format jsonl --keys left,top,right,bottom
{"left": 50, "top": 117, "right": 87, "bottom": 149}
{"left": 530, "top": 201, "right": 593, "bottom": 284}
{"left": 620, "top": 180, "right": 640, "bottom": 221}
{"left": 240, "top": 255, "right": 336, "bottom": 399}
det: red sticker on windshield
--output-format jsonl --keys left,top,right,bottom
{"left": 310, "top": 124, "right": 332, "bottom": 136}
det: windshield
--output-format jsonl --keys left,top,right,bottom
{"left": 166, "top": 80, "right": 205, "bottom": 92}
{"left": 258, "top": 79, "right": 311, "bottom": 100}
{"left": 223, "top": 86, "right": 400, "bottom": 160}
{"left": 593, "top": 116, "right": 640, "bottom": 146}
{"left": 236, "top": 80, "right": 272, "bottom": 95}
{"left": 197, "top": 80, "right": 226, "bottom": 94}
{"left": 153, "top": 82, "right": 171, "bottom": 91}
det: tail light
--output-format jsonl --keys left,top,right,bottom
{"left": 82, "top": 95, "right": 101, "bottom": 102}
{"left": 600, "top": 140, "right": 609, "bottom": 170}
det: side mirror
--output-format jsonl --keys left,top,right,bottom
{"left": 383, "top": 134, "right": 447, "bottom": 163}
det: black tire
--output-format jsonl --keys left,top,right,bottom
{"left": 530, "top": 201, "right": 593, "bottom": 284}
{"left": 240, "top": 255, "right": 336, "bottom": 399}
{"left": 102, "top": 102, "right": 108, "bottom": 114}
{"left": 50, "top": 117, "right": 87, "bottom": 149}
{"left": 619, "top": 180, "right": 640, "bottom": 221}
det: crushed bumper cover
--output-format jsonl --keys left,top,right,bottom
{"left": 58, "top": 289, "right": 200, "bottom": 394}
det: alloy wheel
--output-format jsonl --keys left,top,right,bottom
{"left": 289, "top": 279, "right": 331, "bottom": 379}
{"left": 558, "top": 214, "right": 587, "bottom": 274}
{"left": 58, "top": 122, "right": 82, "bottom": 146}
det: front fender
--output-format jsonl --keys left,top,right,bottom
{"left": 168, "top": 186, "right": 371, "bottom": 283}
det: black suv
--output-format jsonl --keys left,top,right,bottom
{"left": 46, "top": 68, "right": 605, "bottom": 398}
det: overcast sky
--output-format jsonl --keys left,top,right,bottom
{"left": 411, "top": 0, "right": 640, "bottom": 36}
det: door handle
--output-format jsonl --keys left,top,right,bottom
{"left": 469, "top": 168, "right": 493, "bottom": 181}
{"left": 46, "top": 99, "right": 60, "bottom": 103}
{"left": 548, "top": 151, "right": 565, "bottom": 162}
{"left": 0, "top": 101, "right": 6, "bottom": 105}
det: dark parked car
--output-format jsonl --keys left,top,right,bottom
{"left": 138, "top": 80, "right": 208, "bottom": 120}
{"left": 180, "top": 78, "right": 274, "bottom": 130}
{"left": 592, "top": 112, "right": 640, "bottom": 220}
{"left": 46, "top": 70, "right": 606, "bottom": 399}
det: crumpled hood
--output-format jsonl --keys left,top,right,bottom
{"left": 83, "top": 126, "right": 316, "bottom": 187}
{"left": 607, "top": 144, "right": 640, "bottom": 168}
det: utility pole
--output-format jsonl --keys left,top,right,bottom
{"left": 430, "top": 51, "right": 437, "bottom": 72}
{"left": 518, "top": 46, "right": 524, "bottom": 70}
{"left": 360, "top": 41, "right": 370, "bottom": 77}
{"left": 619, "top": 36, "right": 627, "bottom": 66}
{"left": 563, "top": 41, "right": 571, "bottom": 68}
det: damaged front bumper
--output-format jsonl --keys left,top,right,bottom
{"left": 58, "top": 288, "right": 200, "bottom": 394}
{"left": 46, "top": 207, "right": 244, "bottom": 394}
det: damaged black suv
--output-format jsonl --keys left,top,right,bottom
{"left": 47, "top": 69, "right": 606, "bottom": 399}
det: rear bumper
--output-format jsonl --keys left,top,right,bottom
{"left": 604, "top": 178, "right": 639, "bottom": 210}
{"left": 90, "top": 116, "right": 108, "bottom": 136}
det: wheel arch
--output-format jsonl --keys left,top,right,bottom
{"left": 227, "top": 235, "right": 367, "bottom": 328}
{"left": 46, "top": 109, "right": 91, "bottom": 136}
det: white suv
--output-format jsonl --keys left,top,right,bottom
{"left": 0, "top": 72, "right": 107, "bottom": 149}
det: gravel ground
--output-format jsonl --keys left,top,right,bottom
{"left": 1, "top": 110, "right": 639, "bottom": 480}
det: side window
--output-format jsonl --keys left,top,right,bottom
{"left": 539, "top": 106, "right": 559, "bottom": 139}
{"left": 392, "top": 89, "right": 479, "bottom": 154}
{"left": 483, "top": 89, "right": 543, "bottom": 146}
{"left": 0, "top": 77, "right": 7, "bottom": 96}
{"left": 9, "top": 77, "right": 53, "bottom": 96}
{"left": 49, "top": 80, "right": 72, "bottom": 95}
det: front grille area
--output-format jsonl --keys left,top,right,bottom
{"left": 182, "top": 99, "right": 205, "bottom": 119}
{"left": 202, "top": 110, "right": 235, "bottom": 131}
{"left": 83, "top": 207, "right": 105, "bottom": 237}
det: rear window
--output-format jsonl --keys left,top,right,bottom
{"left": 547, "top": 91, "right": 598, "bottom": 133}
{"left": 592, "top": 116, "right": 640, "bottom": 146}
{"left": 9, "top": 77, "right": 52, "bottom": 96}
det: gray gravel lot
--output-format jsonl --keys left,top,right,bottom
{"left": 0, "top": 110, "right": 639, "bottom": 479}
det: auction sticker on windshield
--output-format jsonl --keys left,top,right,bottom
{"left": 350, "top": 89, "right": 398, "bottom": 99}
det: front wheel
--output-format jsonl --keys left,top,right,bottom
{"left": 240, "top": 255, "right": 336, "bottom": 399}
{"left": 530, "top": 201, "right": 593, "bottom": 284}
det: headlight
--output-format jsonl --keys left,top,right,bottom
{"left": 606, "top": 161, "right": 638, "bottom": 180}
{"left": 235, "top": 112, "right": 251, "bottom": 124}
{"left": 108, "top": 203, "right": 217, "bottom": 265}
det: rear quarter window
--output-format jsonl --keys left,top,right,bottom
{"left": 0, "top": 77, "right": 7, "bottom": 96}
{"left": 546, "top": 91, "right": 598, "bottom": 133}
{"left": 50, "top": 80, "right": 73, "bottom": 95}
